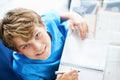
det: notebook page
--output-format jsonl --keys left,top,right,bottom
{"left": 58, "top": 29, "right": 109, "bottom": 80}
{"left": 61, "top": 30, "right": 108, "bottom": 70}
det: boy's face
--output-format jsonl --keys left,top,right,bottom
{"left": 13, "top": 25, "right": 51, "bottom": 60}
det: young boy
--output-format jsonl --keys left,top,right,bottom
{"left": 0, "top": 8, "right": 88, "bottom": 80}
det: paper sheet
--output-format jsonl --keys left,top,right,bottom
{"left": 58, "top": 30, "right": 109, "bottom": 80}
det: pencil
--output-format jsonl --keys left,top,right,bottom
{"left": 55, "top": 70, "right": 80, "bottom": 75}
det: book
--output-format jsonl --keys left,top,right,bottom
{"left": 103, "top": 43, "right": 120, "bottom": 80}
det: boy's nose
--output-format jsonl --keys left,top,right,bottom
{"left": 32, "top": 41, "right": 42, "bottom": 51}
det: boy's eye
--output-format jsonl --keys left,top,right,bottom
{"left": 22, "top": 44, "right": 29, "bottom": 49}
{"left": 35, "top": 32, "right": 41, "bottom": 39}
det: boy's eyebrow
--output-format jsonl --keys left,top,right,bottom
{"left": 33, "top": 29, "right": 41, "bottom": 37}
{"left": 32, "top": 27, "right": 40, "bottom": 36}
{"left": 32, "top": 30, "right": 38, "bottom": 36}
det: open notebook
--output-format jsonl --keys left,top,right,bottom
{"left": 58, "top": 29, "right": 109, "bottom": 80}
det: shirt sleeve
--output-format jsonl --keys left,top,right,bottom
{"left": 41, "top": 10, "right": 69, "bottom": 38}
{"left": 41, "top": 10, "right": 60, "bottom": 26}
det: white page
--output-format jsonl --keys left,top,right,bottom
{"left": 58, "top": 30, "right": 109, "bottom": 80}
{"left": 61, "top": 30, "right": 108, "bottom": 70}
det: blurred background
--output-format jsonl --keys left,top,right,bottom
{"left": 0, "top": 0, "right": 120, "bottom": 18}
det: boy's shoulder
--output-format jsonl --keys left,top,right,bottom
{"left": 41, "top": 10, "right": 60, "bottom": 25}
{"left": 41, "top": 10, "right": 60, "bottom": 20}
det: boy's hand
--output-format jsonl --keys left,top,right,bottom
{"left": 60, "top": 11, "right": 88, "bottom": 40}
{"left": 69, "top": 12, "right": 88, "bottom": 40}
{"left": 56, "top": 70, "right": 78, "bottom": 80}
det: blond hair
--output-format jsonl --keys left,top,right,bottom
{"left": 0, "top": 8, "right": 44, "bottom": 50}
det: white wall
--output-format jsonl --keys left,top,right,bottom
{"left": 0, "top": 0, "right": 69, "bottom": 18}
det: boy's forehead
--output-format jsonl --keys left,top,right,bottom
{"left": 32, "top": 25, "right": 44, "bottom": 34}
{"left": 13, "top": 26, "right": 43, "bottom": 42}
{"left": 13, "top": 37, "right": 26, "bottom": 47}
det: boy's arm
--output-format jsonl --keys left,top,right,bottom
{"left": 59, "top": 12, "right": 88, "bottom": 40}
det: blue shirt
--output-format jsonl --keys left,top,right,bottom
{"left": 13, "top": 11, "right": 69, "bottom": 80}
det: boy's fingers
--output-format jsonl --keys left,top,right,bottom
{"left": 77, "top": 24, "right": 85, "bottom": 40}
{"left": 71, "top": 70, "right": 79, "bottom": 80}
{"left": 78, "top": 22, "right": 88, "bottom": 40}
{"left": 70, "top": 20, "right": 88, "bottom": 40}
{"left": 68, "top": 69, "right": 78, "bottom": 75}
{"left": 70, "top": 23, "right": 76, "bottom": 33}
